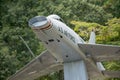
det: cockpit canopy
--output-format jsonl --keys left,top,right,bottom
{"left": 47, "top": 14, "right": 64, "bottom": 22}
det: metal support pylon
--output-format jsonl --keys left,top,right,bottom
{"left": 64, "top": 60, "right": 88, "bottom": 80}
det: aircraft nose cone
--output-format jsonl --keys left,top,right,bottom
{"left": 28, "top": 16, "right": 49, "bottom": 30}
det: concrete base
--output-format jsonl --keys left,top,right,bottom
{"left": 64, "top": 60, "right": 88, "bottom": 80}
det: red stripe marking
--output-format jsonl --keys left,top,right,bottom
{"left": 40, "top": 23, "right": 52, "bottom": 30}
{"left": 32, "top": 21, "right": 52, "bottom": 30}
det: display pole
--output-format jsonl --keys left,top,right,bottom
{"left": 64, "top": 60, "right": 88, "bottom": 80}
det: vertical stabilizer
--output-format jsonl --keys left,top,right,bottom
{"left": 89, "top": 31, "right": 96, "bottom": 44}
{"left": 88, "top": 31, "right": 105, "bottom": 71}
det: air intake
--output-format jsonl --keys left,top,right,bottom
{"left": 28, "top": 16, "right": 50, "bottom": 30}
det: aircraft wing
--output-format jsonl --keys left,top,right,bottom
{"left": 78, "top": 43, "right": 120, "bottom": 62}
{"left": 8, "top": 50, "right": 63, "bottom": 80}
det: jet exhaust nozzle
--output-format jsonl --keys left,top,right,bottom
{"left": 28, "top": 16, "right": 50, "bottom": 30}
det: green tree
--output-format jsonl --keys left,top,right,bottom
{"left": 72, "top": 18, "right": 120, "bottom": 80}
{"left": 71, "top": 20, "right": 104, "bottom": 41}
{"left": 103, "top": 0, "right": 120, "bottom": 18}
{"left": 0, "top": 0, "right": 119, "bottom": 80}
{"left": 0, "top": 0, "right": 45, "bottom": 79}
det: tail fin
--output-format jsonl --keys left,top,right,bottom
{"left": 88, "top": 31, "right": 105, "bottom": 71}
{"left": 89, "top": 31, "right": 96, "bottom": 44}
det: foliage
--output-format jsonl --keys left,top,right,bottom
{"left": 72, "top": 18, "right": 120, "bottom": 80}
{"left": 38, "top": 70, "right": 63, "bottom": 80}
{"left": 0, "top": 0, "right": 120, "bottom": 80}
{"left": 0, "top": 0, "right": 47, "bottom": 79}
{"left": 103, "top": 0, "right": 120, "bottom": 18}
{"left": 71, "top": 18, "right": 120, "bottom": 42}
{"left": 71, "top": 20, "right": 104, "bottom": 41}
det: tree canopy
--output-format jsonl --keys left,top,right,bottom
{"left": 0, "top": 0, "right": 120, "bottom": 80}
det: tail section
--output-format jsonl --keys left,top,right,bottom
{"left": 88, "top": 31, "right": 105, "bottom": 71}
{"left": 89, "top": 31, "right": 96, "bottom": 44}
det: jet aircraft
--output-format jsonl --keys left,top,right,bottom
{"left": 8, "top": 14, "right": 120, "bottom": 80}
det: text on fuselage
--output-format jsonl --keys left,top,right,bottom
{"left": 58, "top": 27, "right": 75, "bottom": 43}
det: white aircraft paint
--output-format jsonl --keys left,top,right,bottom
{"left": 8, "top": 14, "right": 120, "bottom": 80}
{"left": 29, "top": 14, "right": 88, "bottom": 80}
{"left": 29, "top": 15, "right": 86, "bottom": 62}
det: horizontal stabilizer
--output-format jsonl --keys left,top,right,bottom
{"left": 102, "top": 71, "right": 120, "bottom": 78}
{"left": 78, "top": 43, "right": 120, "bottom": 62}
{"left": 8, "top": 51, "right": 63, "bottom": 80}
